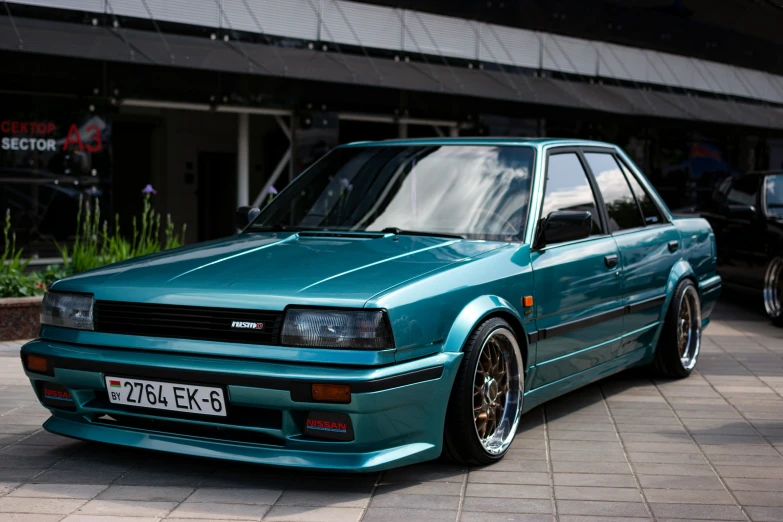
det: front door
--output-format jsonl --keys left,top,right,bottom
{"left": 531, "top": 151, "right": 624, "bottom": 389}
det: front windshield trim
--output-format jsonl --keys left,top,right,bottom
{"left": 246, "top": 144, "right": 537, "bottom": 242}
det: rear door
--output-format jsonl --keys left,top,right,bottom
{"left": 530, "top": 149, "right": 625, "bottom": 388}
{"left": 583, "top": 149, "right": 680, "bottom": 355}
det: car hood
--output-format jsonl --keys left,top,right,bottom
{"left": 52, "top": 232, "right": 508, "bottom": 309}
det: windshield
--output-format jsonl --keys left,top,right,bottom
{"left": 248, "top": 145, "right": 535, "bottom": 240}
{"left": 766, "top": 175, "right": 783, "bottom": 217}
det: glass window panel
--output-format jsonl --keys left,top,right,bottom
{"left": 542, "top": 153, "right": 602, "bottom": 236}
{"left": 585, "top": 153, "right": 644, "bottom": 232}
{"left": 619, "top": 161, "right": 665, "bottom": 225}
{"left": 765, "top": 175, "right": 783, "bottom": 217}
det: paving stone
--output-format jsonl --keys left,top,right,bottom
{"left": 644, "top": 488, "right": 736, "bottom": 504}
{"left": 9, "top": 484, "right": 107, "bottom": 499}
{"left": 114, "top": 471, "right": 205, "bottom": 487}
{"left": 724, "top": 477, "right": 783, "bottom": 491}
{"left": 0, "top": 496, "right": 87, "bottom": 514}
{"left": 0, "top": 515, "right": 62, "bottom": 522}
{"left": 76, "top": 499, "right": 177, "bottom": 517}
{"left": 361, "top": 507, "right": 456, "bottom": 522}
{"left": 556, "top": 500, "right": 648, "bottom": 517}
{"left": 637, "top": 474, "right": 725, "bottom": 490}
{"left": 61, "top": 516, "right": 160, "bottom": 522}
{"left": 554, "top": 486, "right": 641, "bottom": 502}
{"left": 627, "top": 452, "right": 707, "bottom": 464}
{"left": 276, "top": 489, "right": 368, "bottom": 508}
{"left": 650, "top": 503, "right": 746, "bottom": 520}
{"left": 374, "top": 481, "right": 463, "bottom": 496}
{"left": 263, "top": 505, "right": 363, "bottom": 521}
{"left": 553, "top": 473, "right": 637, "bottom": 488}
{"left": 464, "top": 483, "right": 550, "bottom": 499}
{"left": 716, "top": 466, "right": 783, "bottom": 479}
{"left": 733, "top": 490, "right": 783, "bottom": 506}
{"left": 479, "top": 458, "right": 549, "bottom": 471}
{"left": 460, "top": 514, "right": 553, "bottom": 522}
{"left": 169, "top": 501, "right": 269, "bottom": 520}
{"left": 462, "top": 496, "right": 553, "bottom": 514}
{"left": 97, "top": 485, "right": 194, "bottom": 502}
{"left": 631, "top": 463, "right": 715, "bottom": 476}
{"left": 551, "top": 461, "right": 631, "bottom": 474}
{"left": 745, "top": 506, "right": 783, "bottom": 521}
{"left": 370, "top": 493, "right": 457, "bottom": 510}
{"left": 31, "top": 470, "right": 121, "bottom": 485}
{"left": 468, "top": 471, "right": 549, "bottom": 485}
{"left": 559, "top": 517, "right": 648, "bottom": 522}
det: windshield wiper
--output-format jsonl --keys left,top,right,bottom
{"left": 247, "top": 225, "right": 328, "bottom": 232}
{"left": 380, "top": 227, "right": 464, "bottom": 239}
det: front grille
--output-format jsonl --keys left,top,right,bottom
{"left": 94, "top": 301, "right": 284, "bottom": 345}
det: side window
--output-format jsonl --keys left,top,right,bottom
{"left": 725, "top": 177, "right": 759, "bottom": 207}
{"left": 618, "top": 161, "right": 665, "bottom": 225}
{"left": 542, "top": 153, "right": 602, "bottom": 237}
{"left": 585, "top": 153, "right": 644, "bottom": 232}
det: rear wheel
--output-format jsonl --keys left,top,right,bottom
{"left": 763, "top": 257, "right": 783, "bottom": 326}
{"left": 443, "top": 318, "right": 524, "bottom": 465}
{"left": 653, "top": 279, "right": 702, "bottom": 378}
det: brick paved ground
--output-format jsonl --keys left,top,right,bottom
{"left": 0, "top": 299, "right": 781, "bottom": 522}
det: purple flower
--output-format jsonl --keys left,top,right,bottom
{"left": 141, "top": 184, "right": 157, "bottom": 195}
{"left": 267, "top": 186, "right": 278, "bottom": 195}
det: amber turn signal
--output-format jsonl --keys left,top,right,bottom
{"left": 523, "top": 296, "right": 534, "bottom": 307}
{"left": 311, "top": 383, "right": 351, "bottom": 403}
{"left": 24, "top": 354, "right": 49, "bottom": 374}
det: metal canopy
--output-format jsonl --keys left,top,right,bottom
{"left": 2, "top": 15, "right": 783, "bottom": 130}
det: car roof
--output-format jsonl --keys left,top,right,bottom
{"left": 337, "top": 137, "right": 620, "bottom": 150}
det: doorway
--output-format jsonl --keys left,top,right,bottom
{"left": 197, "top": 152, "right": 237, "bottom": 242}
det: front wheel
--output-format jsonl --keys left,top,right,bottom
{"left": 653, "top": 279, "right": 702, "bottom": 378}
{"left": 763, "top": 257, "right": 783, "bottom": 326}
{"left": 443, "top": 318, "right": 524, "bottom": 465}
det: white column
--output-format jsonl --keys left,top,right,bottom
{"left": 237, "top": 113, "right": 250, "bottom": 207}
{"left": 449, "top": 126, "right": 459, "bottom": 137}
{"left": 398, "top": 122, "right": 408, "bottom": 139}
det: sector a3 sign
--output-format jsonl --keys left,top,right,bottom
{"left": 1, "top": 120, "right": 103, "bottom": 152}
{"left": 1, "top": 114, "right": 110, "bottom": 180}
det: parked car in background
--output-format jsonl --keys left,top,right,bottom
{"left": 21, "top": 139, "right": 720, "bottom": 470}
{"left": 695, "top": 171, "right": 783, "bottom": 325}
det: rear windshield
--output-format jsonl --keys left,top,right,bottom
{"left": 766, "top": 175, "right": 783, "bottom": 217}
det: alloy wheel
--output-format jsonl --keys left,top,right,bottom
{"left": 677, "top": 286, "right": 701, "bottom": 371}
{"left": 764, "top": 258, "right": 783, "bottom": 320}
{"left": 472, "top": 327, "right": 523, "bottom": 455}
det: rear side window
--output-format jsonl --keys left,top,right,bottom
{"left": 542, "top": 153, "right": 603, "bottom": 235}
{"left": 585, "top": 153, "right": 644, "bottom": 232}
{"left": 619, "top": 161, "right": 664, "bottom": 225}
{"left": 726, "top": 177, "right": 759, "bottom": 207}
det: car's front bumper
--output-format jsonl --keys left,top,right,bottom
{"left": 21, "top": 339, "right": 462, "bottom": 472}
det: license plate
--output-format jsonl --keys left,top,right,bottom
{"left": 104, "top": 376, "right": 227, "bottom": 417}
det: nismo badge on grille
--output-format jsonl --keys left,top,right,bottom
{"left": 230, "top": 321, "right": 264, "bottom": 330}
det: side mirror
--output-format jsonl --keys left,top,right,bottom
{"left": 534, "top": 210, "right": 592, "bottom": 249}
{"left": 726, "top": 204, "right": 756, "bottom": 219}
{"left": 235, "top": 206, "right": 260, "bottom": 228}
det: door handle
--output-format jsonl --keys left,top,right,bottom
{"left": 668, "top": 240, "right": 679, "bottom": 253}
{"left": 604, "top": 254, "right": 619, "bottom": 269}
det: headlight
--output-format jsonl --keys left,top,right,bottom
{"left": 40, "top": 292, "right": 94, "bottom": 330}
{"left": 281, "top": 308, "right": 394, "bottom": 349}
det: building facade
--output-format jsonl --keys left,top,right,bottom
{"left": 2, "top": 0, "right": 783, "bottom": 255}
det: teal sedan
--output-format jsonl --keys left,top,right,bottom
{"left": 21, "top": 139, "right": 720, "bottom": 470}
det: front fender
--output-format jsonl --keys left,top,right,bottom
{"left": 442, "top": 295, "right": 524, "bottom": 353}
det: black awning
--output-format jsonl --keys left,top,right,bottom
{"left": 2, "top": 15, "right": 782, "bottom": 129}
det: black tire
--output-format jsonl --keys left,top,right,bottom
{"left": 763, "top": 257, "right": 783, "bottom": 327}
{"left": 653, "top": 279, "right": 702, "bottom": 379}
{"left": 443, "top": 317, "right": 524, "bottom": 466}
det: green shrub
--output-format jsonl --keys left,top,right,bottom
{"left": 2, "top": 190, "right": 187, "bottom": 298}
